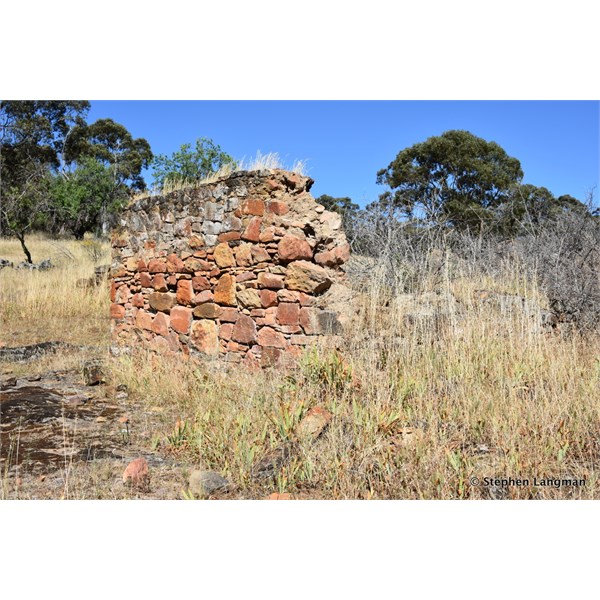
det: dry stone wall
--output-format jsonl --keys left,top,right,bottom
{"left": 110, "top": 169, "right": 350, "bottom": 368}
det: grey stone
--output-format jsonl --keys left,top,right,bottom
{"left": 251, "top": 445, "right": 291, "bottom": 480}
{"left": 188, "top": 470, "right": 230, "bottom": 495}
{"left": 203, "top": 221, "right": 223, "bottom": 235}
{"left": 223, "top": 215, "right": 242, "bottom": 231}
{"left": 205, "top": 202, "right": 225, "bottom": 221}
{"left": 212, "top": 184, "right": 228, "bottom": 201}
{"left": 225, "top": 196, "right": 240, "bottom": 211}
{"left": 83, "top": 359, "right": 105, "bottom": 386}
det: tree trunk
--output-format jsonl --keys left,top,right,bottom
{"left": 15, "top": 231, "right": 33, "bottom": 264}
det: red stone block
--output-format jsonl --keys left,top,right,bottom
{"left": 260, "top": 289, "right": 278, "bottom": 308}
{"left": 184, "top": 257, "right": 212, "bottom": 273}
{"left": 192, "top": 275, "right": 211, "bottom": 291}
{"left": 278, "top": 235, "right": 313, "bottom": 262}
{"left": 264, "top": 307, "right": 278, "bottom": 326}
{"left": 148, "top": 259, "right": 167, "bottom": 273}
{"left": 334, "top": 243, "right": 351, "bottom": 264}
{"left": 219, "top": 308, "right": 240, "bottom": 323}
{"left": 218, "top": 231, "right": 241, "bottom": 243}
{"left": 139, "top": 272, "right": 152, "bottom": 287}
{"left": 251, "top": 246, "right": 270, "bottom": 263}
{"left": 267, "top": 201, "right": 289, "bottom": 215}
{"left": 176, "top": 279, "right": 194, "bottom": 306}
{"left": 257, "top": 327, "right": 286, "bottom": 348}
{"left": 232, "top": 314, "right": 258, "bottom": 345}
{"left": 219, "top": 323, "right": 234, "bottom": 341}
{"left": 242, "top": 217, "right": 262, "bottom": 242}
{"left": 214, "top": 273, "right": 236, "bottom": 306}
{"left": 135, "top": 309, "right": 154, "bottom": 331}
{"left": 166, "top": 253, "right": 185, "bottom": 273}
{"left": 261, "top": 347, "right": 284, "bottom": 367}
{"left": 193, "top": 290, "right": 214, "bottom": 305}
{"left": 170, "top": 306, "right": 192, "bottom": 334}
{"left": 241, "top": 199, "right": 265, "bottom": 216}
{"left": 236, "top": 271, "right": 256, "bottom": 283}
{"left": 314, "top": 250, "right": 336, "bottom": 267}
{"left": 152, "top": 274, "right": 168, "bottom": 292}
{"left": 276, "top": 302, "right": 300, "bottom": 325}
{"left": 257, "top": 273, "right": 284, "bottom": 289}
{"left": 132, "top": 293, "right": 144, "bottom": 308}
{"left": 152, "top": 312, "right": 170, "bottom": 337}
{"left": 110, "top": 303, "right": 125, "bottom": 320}
{"left": 259, "top": 227, "right": 276, "bottom": 243}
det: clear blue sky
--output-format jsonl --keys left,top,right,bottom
{"left": 88, "top": 101, "right": 599, "bottom": 208}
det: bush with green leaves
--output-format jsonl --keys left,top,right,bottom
{"left": 152, "top": 137, "right": 236, "bottom": 189}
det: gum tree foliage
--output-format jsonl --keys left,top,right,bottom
{"left": 374, "top": 130, "right": 590, "bottom": 236}
{"left": 0, "top": 100, "right": 90, "bottom": 261}
{"left": 60, "top": 118, "right": 153, "bottom": 236}
{"left": 151, "top": 137, "right": 236, "bottom": 188}
{"left": 1, "top": 102, "right": 153, "bottom": 259}
{"left": 64, "top": 118, "right": 153, "bottom": 192}
{"left": 49, "top": 157, "right": 117, "bottom": 239}
{"left": 375, "top": 130, "right": 525, "bottom": 232}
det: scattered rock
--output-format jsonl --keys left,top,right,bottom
{"left": 0, "top": 341, "right": 71, "bottom": 363}
{"left": 63, "top": 394, "right": 89, "bottom": 406}
{"left": 265, "top": 492, "right": 292, "bottom": 500}
{"left": 15, "top": 258, "right": 53, "bottom": 270}
{"left": 94, "top": 264, "right": 110, "bottom": 284}
{"left": 251, "top": 444, "right": 291, "bottom": 480}
{"left": 122, "top": 458, "right": 149, "bottom": 487}
{"left": 296, "top": 407, "right": 333, "bottom": 440}
{"left": 0, "top": 258, "right": 14, "bottom": 270}
{"left": 188, "top": 470, "right": 230, "bottom": 495}
{"left": 83, "top": 360, "right": 105, "bottom": 386}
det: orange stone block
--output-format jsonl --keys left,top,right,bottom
{"left": 241, "top": 217, "right": 262, "bottom": 242}
{"left": 176, "top": 279, "right": 194, "bottom": 305}
{"left": 214, "top": 273, "right": 237, "bottom": 306}
{"left": 170, "top": 306, "right": 192, "bottom": 334}
{"left": 276, "top": 302, "right": 300, "bottom": 326}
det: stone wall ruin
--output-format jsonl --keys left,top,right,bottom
{"left": 110, "top": 170, "right": 350, "bottom": 367}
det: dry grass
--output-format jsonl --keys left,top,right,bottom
{"left": 2, "top": 235, "right": 599, "bottom": 499}
{"left": 0, "top": 234, "right": 110, "bottom": 347}
{"left": 108, "top": 254, "right": 600, "bottom": 499}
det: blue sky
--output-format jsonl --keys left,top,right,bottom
{"left": 88, "top": 101, "right": 599, "bottom": 208}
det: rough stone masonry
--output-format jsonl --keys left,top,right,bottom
{"left": 110, "top": 169, "right": 351, "bottom": 368}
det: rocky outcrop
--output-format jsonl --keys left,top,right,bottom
{"left": 110, "top": 169, "right": 351, "bottom": 367}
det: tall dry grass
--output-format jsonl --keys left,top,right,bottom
{"left": 2, "top": 232, "right": 598, "bottom": 499}
{"left": 109, "top": 243, "right": 600, "bottom": 499}
{"left": 0, "top": 234, "right": 111, "bottom": 347}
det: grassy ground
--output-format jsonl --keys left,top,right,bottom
{"left": 1, "top": 235, "right": 599, "bottom": 499}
